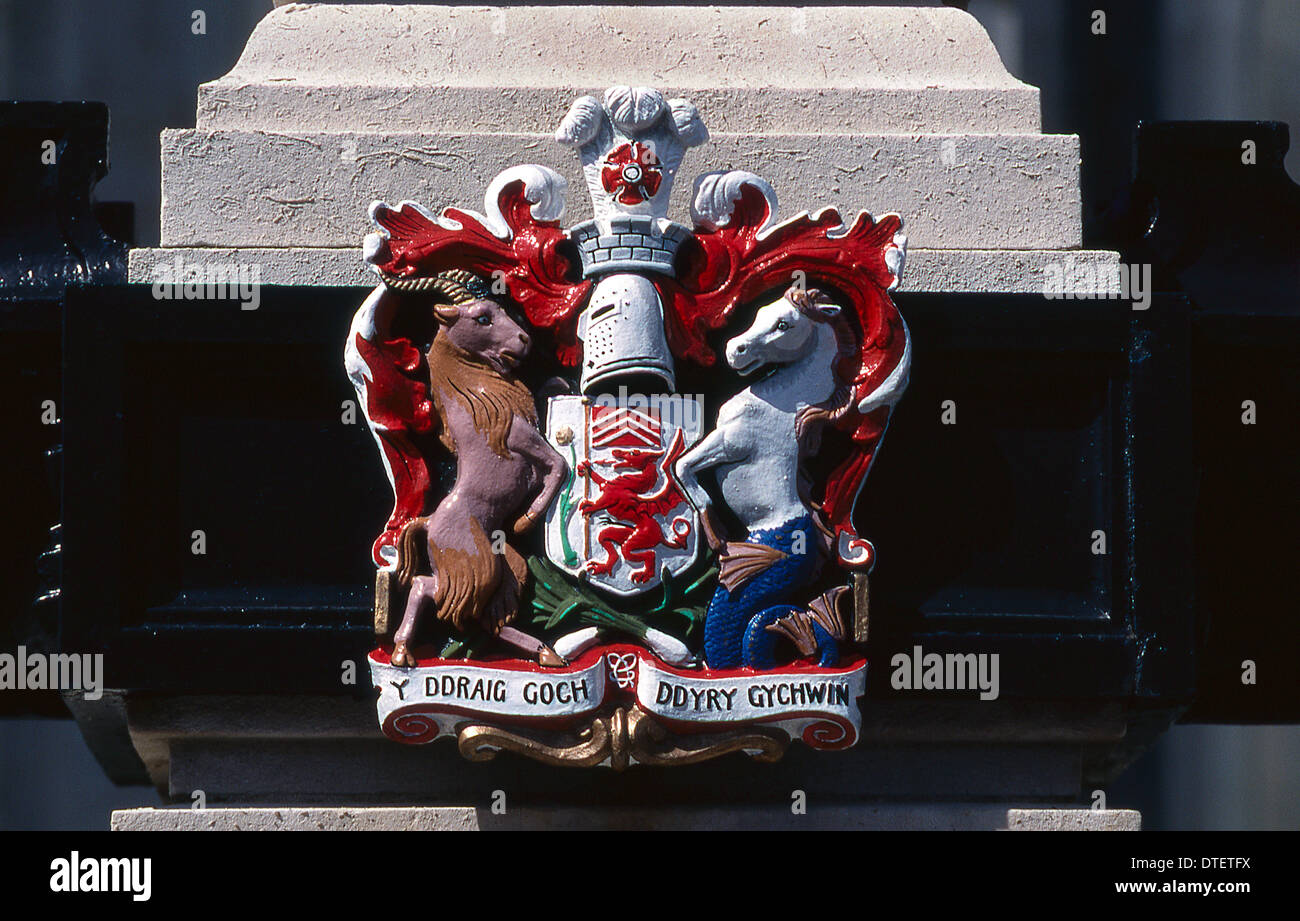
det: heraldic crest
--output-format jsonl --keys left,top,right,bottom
{"left": 345, "top": 86, "right": 911, "bottom": 768}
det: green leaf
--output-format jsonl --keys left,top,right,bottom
{"left": 545, "top": 599, "right": 582, "bottom": 630}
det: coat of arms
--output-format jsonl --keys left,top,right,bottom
{"left": 346, "top": 86, "right": 910, "bottom": 768}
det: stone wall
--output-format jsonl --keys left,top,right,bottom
{"left": 129, "top": 3, "right": 1118, "bottom": 293}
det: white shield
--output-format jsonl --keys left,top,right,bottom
{"left": 544, "top": 394, "right": 704, "bottom": 596}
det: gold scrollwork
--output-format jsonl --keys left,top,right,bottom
{"left": 456, "top": 707, "right": 790, "bottom": 770}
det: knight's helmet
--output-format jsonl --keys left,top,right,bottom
{"left": 555, "top": 86, "right": 707, "bottom": 394}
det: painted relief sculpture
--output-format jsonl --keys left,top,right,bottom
{"left": 346, "top": 86, "right": 910, "bottom": 768}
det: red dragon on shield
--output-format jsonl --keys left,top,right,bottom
{"left": 577, "top": 427, "right": 692, "bottom": 584}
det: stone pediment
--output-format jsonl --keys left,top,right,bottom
{"left": 131, "top": 3, "right": 1118, "bottom": 293}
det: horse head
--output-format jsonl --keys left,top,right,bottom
{"left": 435, "top": 295, "right": 532, "bottom": 378}
{"left": 725, "top": 286, "right": 843, "bottom": 376}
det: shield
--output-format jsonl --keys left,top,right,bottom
{"left": 544, "top": 394, "right": 704, "bottom": 596}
